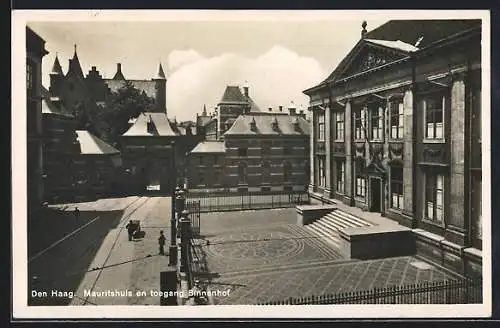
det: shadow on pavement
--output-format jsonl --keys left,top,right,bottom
{"left": 27, "top": 209, "right": 124, "bottom": 306}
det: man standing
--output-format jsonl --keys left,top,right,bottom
{"left": 158, "top": 230, "right": 166, "bottom": 255}
{"left": 126, "top": 220, "right": 134, "bottom": 241}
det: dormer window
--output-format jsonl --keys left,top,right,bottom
{"left": 272, "top": 117, "right": 279, "bottom": 132}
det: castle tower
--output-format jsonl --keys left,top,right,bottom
{"left": 67, "top": 44, "right": 84, "bottom": 78}
{"left": 152, "top": 62, "right": 167, "bottom": 114}
{"left": 49, "top": 54, "right": 64, "bottom": 96}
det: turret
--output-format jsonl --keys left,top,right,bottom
{"left": 67, "top": 44, "right": 84, "bottom": 78}
{"left": 113, "top": 63, "right": 126, "bottom": 80}
{"left": 49, "top": 54, "right": 64, "bottom": 96}
{"left": 152, "top": 62, "right": 167, "bottom": 114}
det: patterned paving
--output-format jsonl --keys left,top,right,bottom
{"left": 201, "top": 224, "right": 343, "bottom": 274}
{"left": 209, "top": 256, "right": 456, "bottom": 305}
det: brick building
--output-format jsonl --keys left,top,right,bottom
{"left": 26, "top": 27, "right": 48, "bottom": 213}
{"left": 303, "top": 20, "right": 482, "bottom": 277}
{"left": 188, "top": 103, "right": 310, "bottom": 192}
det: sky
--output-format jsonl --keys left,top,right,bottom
{"left": 28, "top": 16, "right": 388, "bottom": 121}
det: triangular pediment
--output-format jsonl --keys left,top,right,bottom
{"left": 338, "top": 42, "right": 407, "bottom": 79}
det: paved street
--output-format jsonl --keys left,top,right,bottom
{"left": 28, "top": 196, "right": 458, "bottom": 306}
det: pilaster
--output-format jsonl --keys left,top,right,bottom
{"left": 344, "top": 100, "right": 354, "bottom": 205}
{"left": 402, "top": 88, "right": 415, "bottom": 226}
{"left": 324, "top": 105, "right": 333, "bottom": 197}
{"left": 448, "top": 76, "right": 467, "bottom": 246}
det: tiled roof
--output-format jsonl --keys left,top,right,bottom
{"left": 122, "top": 112, "right": 179, "bottom": 136}
{"left": 190, "top": 141, "right": 226, "bottom": 154}
{"left": 41, "top": 86, "right": 74, "bottom": 118}
{"left": 224, "top": 114, "right": 310, "bottom": 136}
{"left": 104, "top": 79, "right": 158, "bottom": 99}
{"left": 365, "top": 39, "right": 419, "bottom": 53}
{"left": 364, "top": 19, "right": 481, "bottom": 49}
{"left": 76, "top": 130, "right": 120, "bottom": 155}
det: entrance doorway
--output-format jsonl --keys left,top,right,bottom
{"left": 370, "top": 178, "right": 382, "bottom": 212}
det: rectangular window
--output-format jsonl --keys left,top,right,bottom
{"left": 213, "top": 155, "right": 218, "bottom": 165}
{"left": 354, "top": 107, "right": 366, "bottom": 140}
{"left": 199, "top": 156, "right": 204, "bottom": 165}
{"left": 390, "top": 166, "right": 404, "bottom": 210}
{"left": 424, "top": 94, "right": 445, "bottom": 140}
{"left": 238, "top": 163, "right": 247, "bottom": 183}
{"left": 355, "top": 159, "right": 366, "bottom": 197}
{"left": 237, "top": 148, "right": 247, "bottom": 157}
{"left": 261, "top": 141, "right": 271, "bottom": 156}
{"left": 370, "top": 105, "right": 383, "bottom": 140}
{"left": 335, "top": 112, "right": 344, "bottom": 141}
{"left": 283, "top": 147, "right": 292, "bottom": 156}
{"left": 318, "top": 156, "right": 326, "bottom": 187}
{"left": 262, "top": 161, "right": 271, "bottom": 178}
{"left": 283, "top": 162, "right": 292, "bottom": 181}
{"left": 425, "top": 172, "right": 444, "bottom": 223}
{"left": 336, "top": 160, "right": 345, "bottom": 193}
{"left": 390, "top": 101, "right": 404, "bottom": 139}
{"left": 317, "top": 112, "right": 325, "bottom": 141}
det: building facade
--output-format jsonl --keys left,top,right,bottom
{"left": 188, "top": 109, "right": 310, "bottom": 193}
{"left": 304, "top": 20, "right": 482, "bottom": 277}
{"left": 26, "top": 27, "right": 48, "bottom": 213}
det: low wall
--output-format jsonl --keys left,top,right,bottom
{"left": 339, "top": 225, "right": 415, "bottom": 260}
{"left": 296, "top": 205, "right": 336, "bottom": 226}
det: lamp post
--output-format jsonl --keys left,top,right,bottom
{"left": 179, "top": 209, "right": 191, "bottom": 290}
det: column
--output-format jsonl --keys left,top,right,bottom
{"left": 344, "top": 100, "right": 354, "bottom": 205}
{"left": 448, "top": 76, "right": 467, "bottom": 246}
{"left": 308, "top": 109, "right": 315, "bottom": 193}
{"left": 402, "top": 88, "right": 415, "bottom": 226}
{"left": 324, "top": 105, "right": 332, "bottom": 198}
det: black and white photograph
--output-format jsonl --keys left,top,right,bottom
{"left": 12, "top": 10, "right": 491, "bottom": 318}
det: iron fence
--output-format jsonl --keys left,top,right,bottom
{"left": 186, "top": 200, "right": 201, "bottom": 238}
{"left": 258, "top": 278, "right": 482, "bottom": 305}
{"left": 185, "top": 190, "right": 310, "bottom": 213}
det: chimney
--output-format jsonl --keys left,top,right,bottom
{"left": 243, "top": 80, "right": 249, "bottom": 98}
{"left": 268, "top": 107, "right": 272, "bottom": 112}
{"left": 279, "top": 106, "right": 283, "bottom": 112}
{"left": 361, "top": 21, "right": 367, "bottom": 39}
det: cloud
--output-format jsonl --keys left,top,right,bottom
{"left": 167, "top": 49, "right": 205, "bottom": 71}
{"left": 165, "top": 46, "right": 325, "bottom": 121}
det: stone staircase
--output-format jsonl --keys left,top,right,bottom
{"left": 305, "top": 209, "right": 374, "bottom": 249}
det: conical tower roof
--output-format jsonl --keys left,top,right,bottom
{"left": 154, "top": 62, "right": 166, "bottom": 80}
{"left": 50, "top": 54, "right": 64, "bottom": 75}
{"left": 68, "top": 44, "right": 84, "bottom": 78}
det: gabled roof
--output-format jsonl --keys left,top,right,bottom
{"left": 41, "top": 86, "right": 74, "bottom": 118}
{"left": 190, "top": 141, "right": 226, "bottom": 154}
{"left": 224, "top": 114, "right": 310, "bottom": 136}
{"left": 122, "top": 112, "right": 179, "bottom": 136}
{"left": 304, "top": 19, "right": 481, "bottom": 94}
{"left": 76, "top": 130, "right": 120, "bottom": 155}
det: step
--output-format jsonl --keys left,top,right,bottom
{"left": 312, "top": 219, "right": 343, "bottom": 235}
{"left": 322, "top": 214, "right": 354, "bottom": 230}
{"left": 325, "top": 211, "right": 369, "bottom": 228}
{"left": 287, "top": 225, "right": 341, "bottom": 259}
{"left": 333, "top": 210, "right": 373, "bottom": 227}
{"left": 307, "top": 225, "right": 340, "bottom": 248}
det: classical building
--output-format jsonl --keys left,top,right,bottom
{"left": 26, "top": 27, "right": 48, "bottom": 213}
{"left": 188, "top": 103, "right": 310, "bottom": 192}
{"left": 303, "top": 20, "right": 482, "bottom": 277}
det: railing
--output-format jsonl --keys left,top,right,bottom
{"left": 258, "top": 278, "right": 482, "bottom": 305}
{"left": 185, "top": 190, "right": 310, "bottom": 213}
{"left": 186, "top": 200, "right": 201, "bottom": 238}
